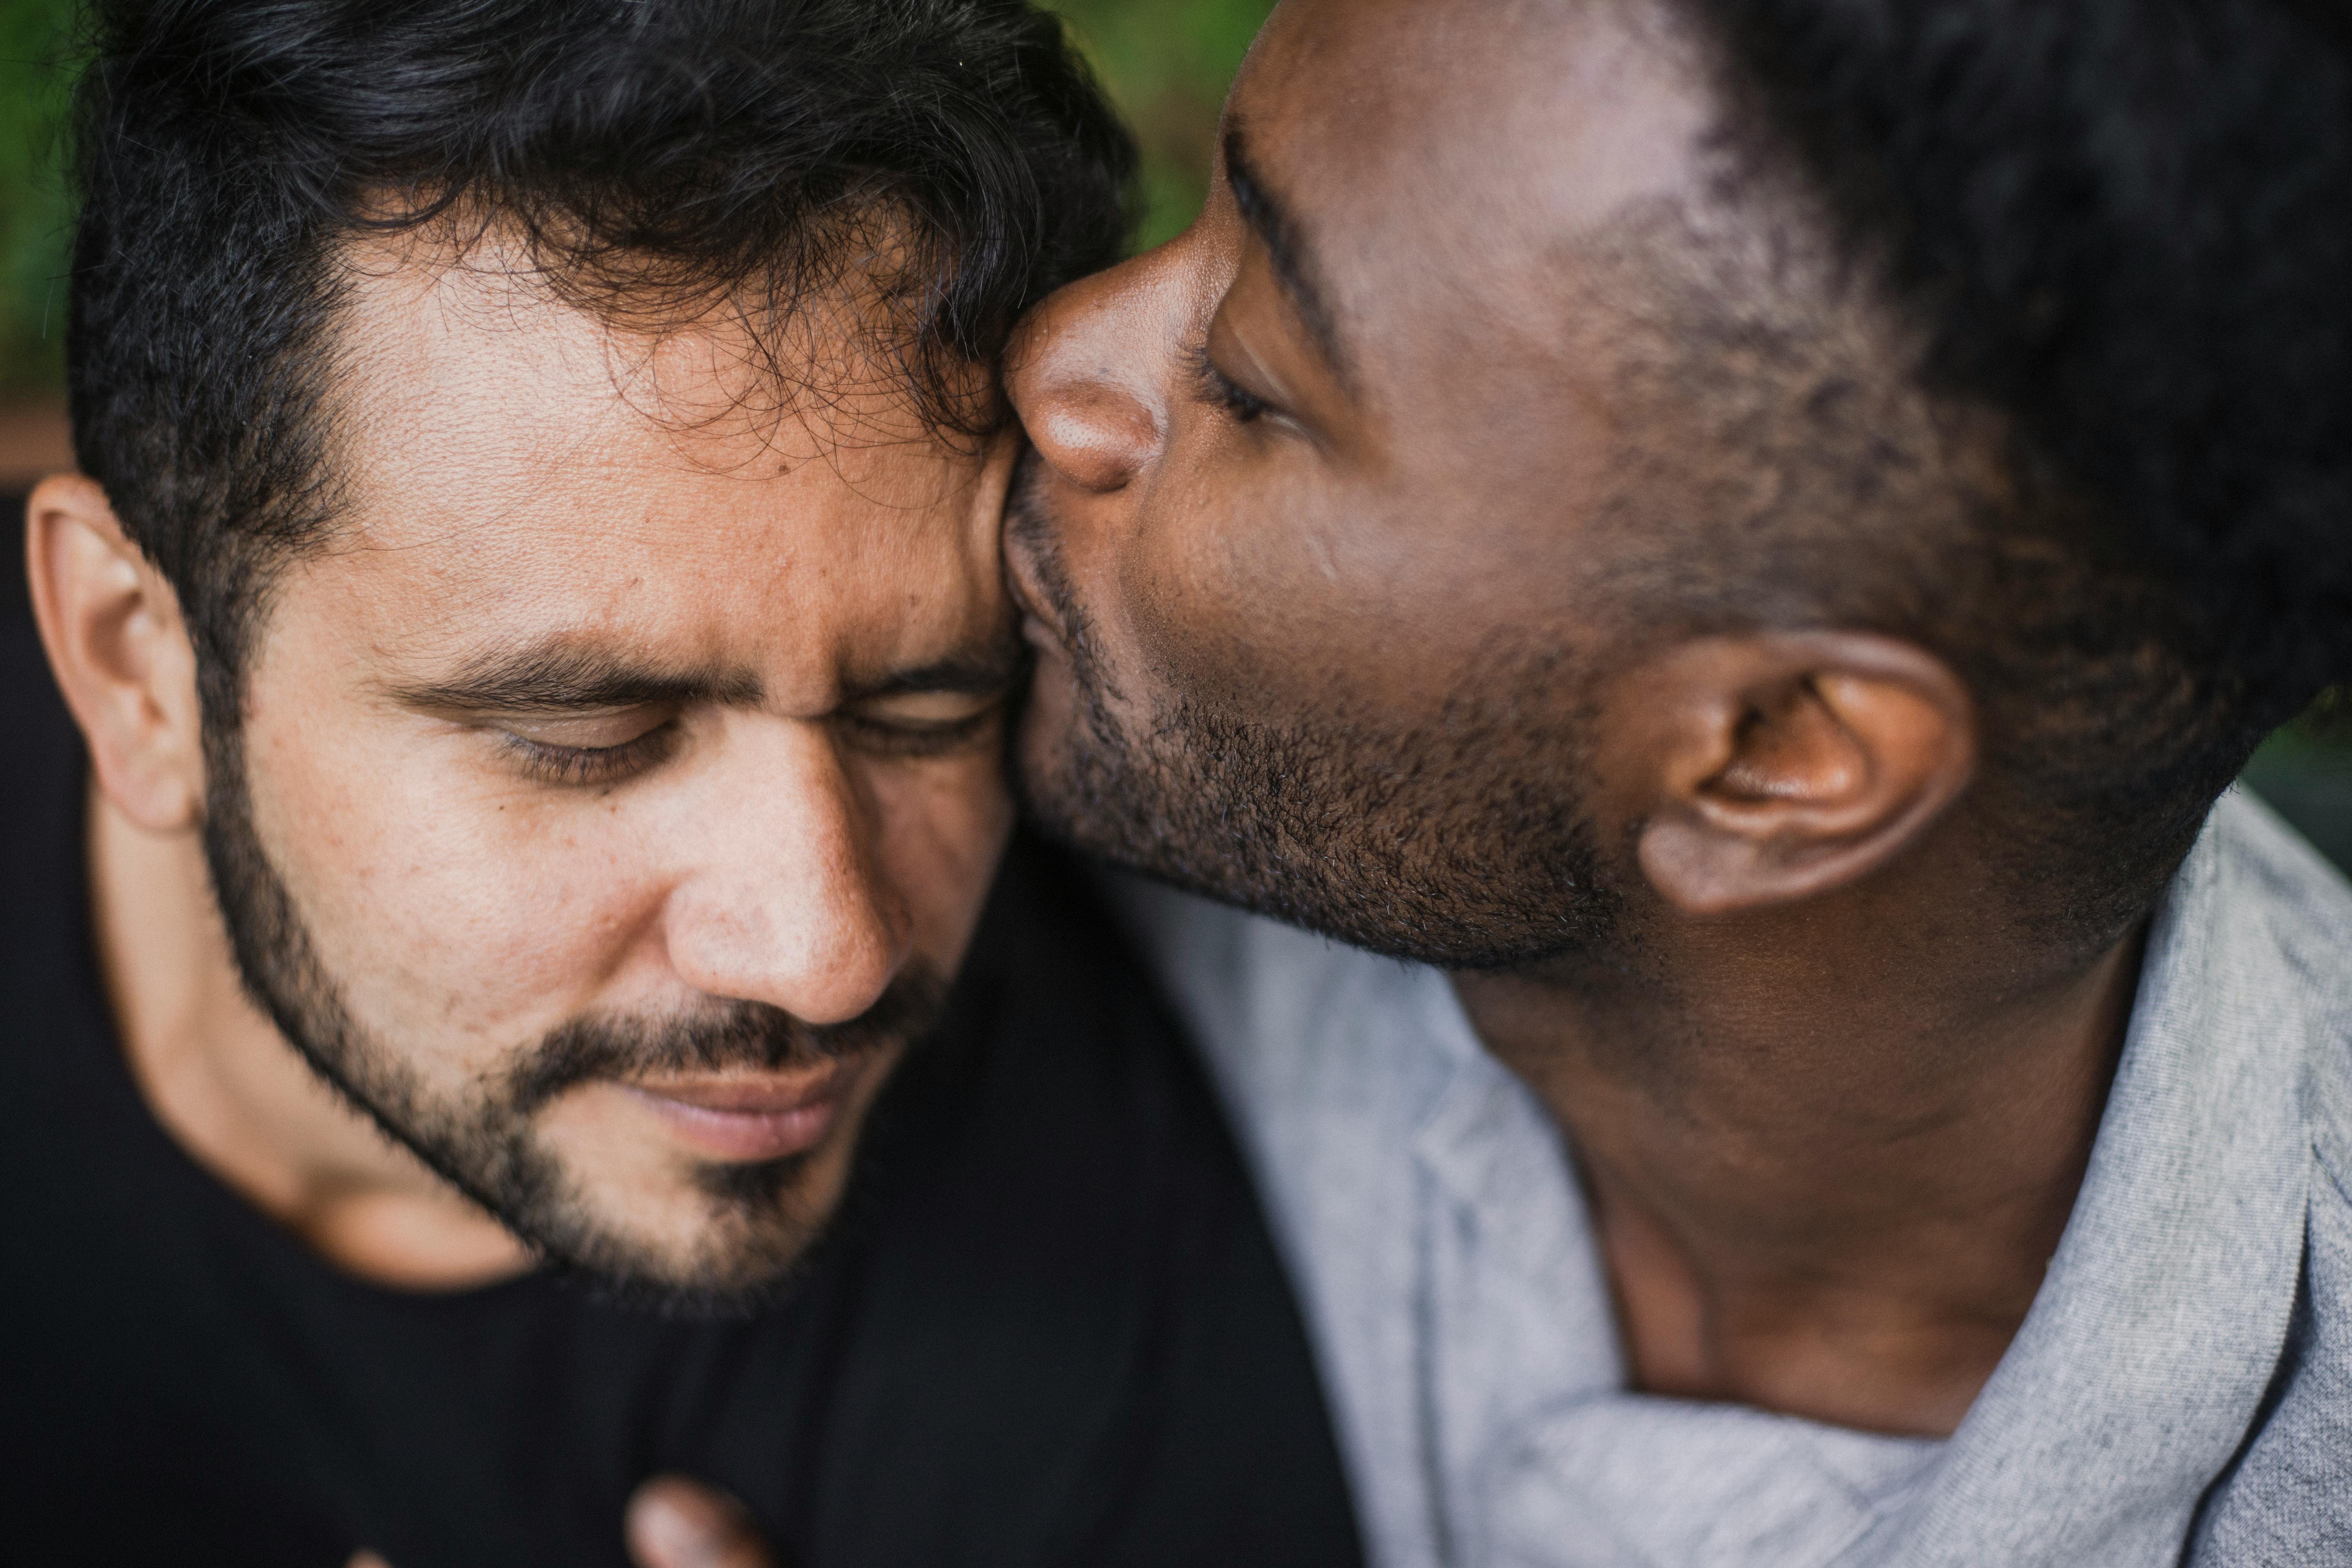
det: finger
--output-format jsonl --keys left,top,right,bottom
{"left": 626, "top": 1474, "right": 775, "bottom": 1568}
{"left": 349, "top": 1553, "right": 394, "bottom": 1568}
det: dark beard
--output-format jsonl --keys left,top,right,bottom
{"left": 196, "top": 717, "right": 943, "bottom": 1312}
{"left": 1006, "top": 457, "right": 1625, "bottom": 972}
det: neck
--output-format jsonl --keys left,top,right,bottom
{"left": 1454, "top": 899, "right": 2144, "bottom": 1438}
{"left": 87, "top": 784, "right": 530, "bottom": 1290}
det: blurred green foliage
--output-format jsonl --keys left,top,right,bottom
{"left": 0, "top": 0, "right": 74, "bottom": 397}
{"left": 2245, "top": 709, "right": 2352, "bottom": 871}
{"left": 0, "top": 0, "right": 1269, "bottom": 397}
{"left": 1044, "top": 0, "right": 1274, "bottom": 250}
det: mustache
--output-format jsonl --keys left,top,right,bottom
{"left": 501, "top": 964, "right": 949, "bottom": 1117}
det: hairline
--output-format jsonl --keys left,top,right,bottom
{"left": 178, "top": 200, "right": 1005, "bottom": 739}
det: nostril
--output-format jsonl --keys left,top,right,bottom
{"left": 1026, "top": 382, "right": 1160, "bottom": 495}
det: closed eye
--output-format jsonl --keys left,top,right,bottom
{"left": 492, "top": 706, "right": 682, "bottom": 788}
{"left": 500, "top": 724, "right": 680, "bottom": 787}
{"left": 834, "top": 701, "right": 1006, "bottom": 760}
{"left": 1184, "top": 339, "right": 1270, "bottom": 425}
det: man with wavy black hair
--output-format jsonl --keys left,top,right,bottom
{"left": 0, "top": 0, "right": 1361, "bottom": 1563}
{"left": 1009, "top": 0, "right": 2352, "bottom": 1561}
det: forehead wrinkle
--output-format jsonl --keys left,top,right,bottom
{"left": 327, "top": 218, "right": 991, "bottom": 536}
{"left": 337, "top": 232, "right": 743, "bottom": 478}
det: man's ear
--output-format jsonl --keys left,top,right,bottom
{"left": 25, "top": 474, "right": 207, "bottom": 832}
{"left": 1613, "top": 632, "right": 1975, "bottom": 918}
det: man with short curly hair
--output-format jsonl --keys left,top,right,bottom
{"left": 1009, "top": 0, "right": 2352, "bottom": 1561}
{"left": 0, "top": 2, "right": 1362, "bottom": 1563}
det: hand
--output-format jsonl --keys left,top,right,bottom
{"left": 624, "top": 1475, "right": 778, "bottom": 1568}
{"left": 344, "top": 1472, "right": 777, "bottom": 1568}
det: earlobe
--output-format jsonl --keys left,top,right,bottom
{"left": 1626, "top": 634, "right": 1975, "bottom": 918}
{"left": 25, "top": 474, "right": 208, "bottom": 833}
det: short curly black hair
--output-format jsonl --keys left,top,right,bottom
{"left": 1657, "top": 0, "right": 2352, "bottom": 939}
{"left": 66, "top": 0, "right": 1134, "bottom": 729}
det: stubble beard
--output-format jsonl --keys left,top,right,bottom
{"left": 195, "top": 717, "right": 941, "bottom": 1313}
{"left": 1005, "top": 463, "right": 1628, "bottom": 974}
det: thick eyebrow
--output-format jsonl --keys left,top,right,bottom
{"left": 1223, "top": 124, "right": 1353, "bottom": 390}
{"left": 382, "top": 641, "right": 765, "bottom": 715}
{"left": 839, "top": 648, "right": 1026, "bottom": 705}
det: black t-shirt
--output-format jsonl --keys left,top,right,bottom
{"left": 0, "top": 608, "right": 1363, "bottom": 1568}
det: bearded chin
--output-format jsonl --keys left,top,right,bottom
{"left": 192, "top": 711, "right": 933, "bottom": 1313}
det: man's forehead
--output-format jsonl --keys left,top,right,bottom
{"left": 1234, "top": 0, "right": 1717, "bottom": 358}
{"left": 330, "top": 239, "right": 978, "bottom": 537}
{"left": 338, "top": 235, "right": 940, "bottom": 468}
{"left": 285, "top": 245, "right": 996, "bottom": 693}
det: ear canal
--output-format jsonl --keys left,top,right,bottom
{"left": 1708, "top": 685, "right": 1869, "bottom": 807}
{"left": 1629, "top": 634, "right": 1975, "bottom": 917}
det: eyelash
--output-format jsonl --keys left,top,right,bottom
{"left": 1185, "top": 341, "right": 1269, "bottom": 425}
{"left": 835, "top": 706, "right": 1004, "bottom": 760}
{"left": 496, "top": 700, "right": 1003, "bottom": 787}
{"left": 501, "top": 723, "right": 680, "bottom": 788}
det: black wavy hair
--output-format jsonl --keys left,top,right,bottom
{"left": 66, "top": 0, "right": 1134, "bottom": 721}
{"left": 1673, "top": 0, "right": 2352, "bottom": 935}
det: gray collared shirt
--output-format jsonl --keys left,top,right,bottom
{"left": 1111, "top": 791, "right": 2352, "bottom": 1566}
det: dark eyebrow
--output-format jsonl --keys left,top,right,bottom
{"left": 383, "top": 641, "right": 765, "bottom": 715}
{"left": 839, "top": 648, "right": 1026, "bottom": 704}
{"left": 1224, "top": 124, "right": 1353, "bottom": 390}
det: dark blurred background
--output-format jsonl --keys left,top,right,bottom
{"left": 3, "top": 0, "right": 2347, "bottom": 871}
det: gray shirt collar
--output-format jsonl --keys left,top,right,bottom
{"left": 1116, "top": 792, "right": 2327, "bottom": 1568}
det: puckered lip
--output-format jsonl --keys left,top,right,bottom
{"left": 1002, "top": 533, "right": 1070, "bottom": 656}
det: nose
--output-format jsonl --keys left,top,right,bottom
{"left": 1007, "top": 243, "right": 1193, "bottom": 497}
{"left": 660, "top": 724, "right": 908, "bottom": 1025}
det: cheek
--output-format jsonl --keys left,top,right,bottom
{"left": 1128, "top": 437, "right": 1587, "bottom": 729}
{"left": 864, "top": 751, "right": 1014, "bottom": 969}
{"left": 1116, "top": 451, "right": 1351, "bottom": 712}
{"left": 242, "top": 705, "right": 663, "bottom": 1059}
